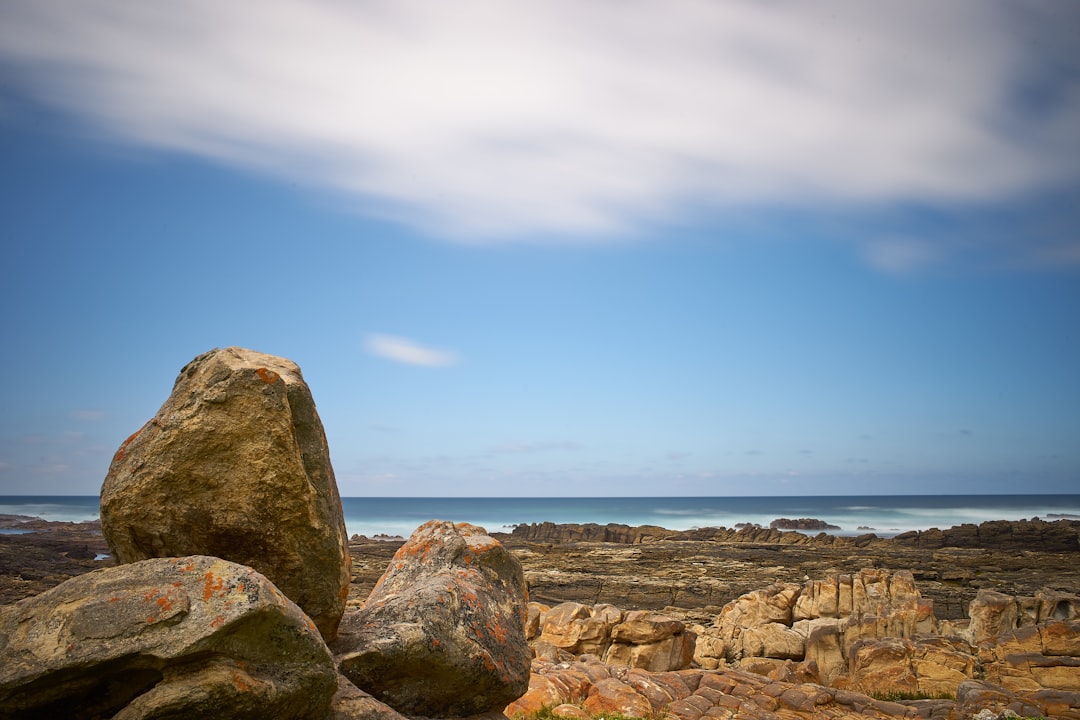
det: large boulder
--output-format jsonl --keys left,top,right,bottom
{"left": 100, "top": 347, "right": 351, "bottom": 640}
{"left": 0, "top": 555, "right": 337, "bottom": 719}
{"left": 333, "top": 520, "right": 531, "bottom": 717}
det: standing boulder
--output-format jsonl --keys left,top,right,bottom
{"left": 334, "top": 520, "right": 531, "bottom": 717}
{"left": 100, "top": 347, "right": 351, "bottom": 641}
{"left": 0, "top": 555, "right": 338, "bottom": 719}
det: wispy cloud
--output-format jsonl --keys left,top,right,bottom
{"left": 0, "top": 1, "right": 1077, "bottom": 251}
{"left": 364, "top": 333, "right": 458, "bottom": 368}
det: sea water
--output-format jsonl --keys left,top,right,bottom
{"left": 2, "top": 494, "right": 1079, "bottom": 540}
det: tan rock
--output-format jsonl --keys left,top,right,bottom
{"left": 605, "top": 631, "right": 697, "bottom": 672}
{"left": 802, "top": 617, "right": 847, "bottom": 686}
{"left": 526, "top": 601, "right": 549, "bottom": 640}
{"left": 538, "top": 601, "right": 624, "bottom": 655}
{"left": 848, "top": 638, "right": 918, "bottom": 696}
{"left": 0, "top": 556, "right": 337, "bottom": 719}
{"left": 504, "top": 663, "right": 593, "bottom": 716}
{"left": 969, "top": 589, "right": 1020, "bottom": 642}
{"left": 739, "top": 622, "right": 806, "bottom": 660}
{"left": 719, "top": 583, "right": 801, "bottom": 627}
{"left": 912, "top": 638, "right": 977, "bottom": 697}
{"left": 582, "top": 677, "right": 654, "bottom": 717}
{"left": 612, "top": 611, "right": 685, "bottom": 643}
{"left": 100, "top": 347, "right": 350, "bottom": 641}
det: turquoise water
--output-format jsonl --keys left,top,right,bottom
{"left": 3, "top": 494, "right": 1079, "bottom": 539}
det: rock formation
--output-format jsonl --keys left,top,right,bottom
{"left": 892, "top": 517, "right": 1080, "bottom": 552}
{"left": 333, "top": 520, "right": 531, "bottom": 717}
{"left": 506, "top": 656, "right": 1080, "bottom": 718}
{"left": 770, "top": 518, "right": 840, "bottom": 531}
{"left": 508, "top": 518, "right": 1080, "bottom": 552}
{"left": 0, "top": 555, "right": 338, "bottom": 719}
{"left": 100, "top": 347, "right": 351, "bottom": 640}
{"left": 530, "top": 601, "right": 697, "bottom": 672}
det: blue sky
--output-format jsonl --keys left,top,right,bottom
{"left": 1, "top": 1, "right": 1079, "bottom": 497}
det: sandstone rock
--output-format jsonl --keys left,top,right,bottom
{"left": 0, "top": 555, "right": 337, "bottom": 719}
{"left": 612, "top": 610, "right": 685, "bottom": 644}
{"left": 802, "top": 617, "right": 847, "bottom": 686}
{"left": 582, "top": 677, "right": 654, "bottom": 717}
{"left": 100, "top": 347, "right": 350, "bottom": 641}
{"left": 526, "top": 601, "right": 549, "bottom": 640}
{"left": 604, "top": 631, "right": 697, "bottom": 672}
{"left": 604, "top": 611, "right": 696, "bottom": 672}
{"left": 334, "top": 520, "right": 531, "bottom": 717}
{"left": 538, "top": 601, "right": 624, "bottom": 656}
{"left": 739, "top": 622, "right": 806, "bottom": 660}
{"left": 983, "top": 619, "right": 1080, "bottom": 693}
{"left": 969, "top": 589, "right": 1021, "bottom": 642}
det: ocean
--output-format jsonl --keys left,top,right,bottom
{"left": 3, "top": 494, "right": 1079, "bottom": 540}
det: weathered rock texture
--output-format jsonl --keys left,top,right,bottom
{"left": 506, "top": 657, "right": 1080, "bottom": 720}
{"left": 686, "top": 567, "right": 1080, "bottom": 701}
{"left": 334, "top": 520, "right": 531, "bottom": 717}
{"left": 0, "top": 555, "right": 338, "bottom": 719}
{"left": 529, "top": 601, "right": 696, "bottom": 672}
{"left": 694, "top": 569, "right": 935, "bottom": 683}
{"left": 893, "top": 518, "right": 1080, "bottom": 552}
{"left": 100, "top": 347, "right": 350, "bottom": 640}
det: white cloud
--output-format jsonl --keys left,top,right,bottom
{"left": 0, "top": 1, "right": 1077, "bottom": 241}
{"left": 365, "top": 333, "right": 458, "bottom": 367}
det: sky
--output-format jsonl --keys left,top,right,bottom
{"left": 1, "top": 1, "right": 1079, "bottom": 498}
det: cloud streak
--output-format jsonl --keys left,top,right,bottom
{"left": 0, "top": 1, "right": 1077, "bottom": 245}
{"left": 365, "top": 333, "right": 458, "bottom": 368}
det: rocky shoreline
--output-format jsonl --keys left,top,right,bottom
{"left": 5, "top": 514, "right": 1079, "bottom": 626}
{"left": 4, "top": 348, "right": 1079, "bottom": 719}
{"left": 4, "top": 513, "right": 1080, "bottom": 718}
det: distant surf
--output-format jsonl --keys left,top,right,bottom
{"left": 5, "top": 494, "right": 1076, "bottom": 541}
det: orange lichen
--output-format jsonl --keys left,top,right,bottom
{"left": 210, "top": 614, "right": 226, "bottom": 629}
{"left": 255, "top": 367, "right": 279, "bottom": 384}
{"left": 203, "top": 571, "right": 224, "bottom": 601}
{"left": 231, "top": 672, "right": 257, "bottom": 693}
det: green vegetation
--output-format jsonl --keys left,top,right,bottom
{"left": 510, "top": 706, "right": 655, "bottom": 720}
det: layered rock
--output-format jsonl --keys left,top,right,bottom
{"left": 506, "top": 658, "right": 1080, "bottom": 719}
{"left": 0, "top": 555, "right": 338, "bottom": 719}
{"left": 510, "top": 522, "right": 672, "bottom": 544}
{"left": 695, "top": 569, "right": 934, "bottom": 683}
{"left": 892, "top": 517, "right": 1080, "bottom": 552}
{"left": 530, "top": 601, "right": 696, "bottom": 672}
{"left": 333, "top": 520, "right": 531, "bottom": 717}
{"left": 981, "top": 619, "right": 1080, "bottom": 692}
{"left": 968, "top": 588, "right": 1079, "bottom": 643}
{"left": 100, "top": 347, "right": 351, "bottom": 641}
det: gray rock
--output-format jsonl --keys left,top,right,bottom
{"left": 100, "top": 347, "right": 351, "bottom": 640}
{"left": 0, "top": 555, "right": 337, "bottom": 719}
{"left": 334, "top": 520, "right": 531, "bottom": 716}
